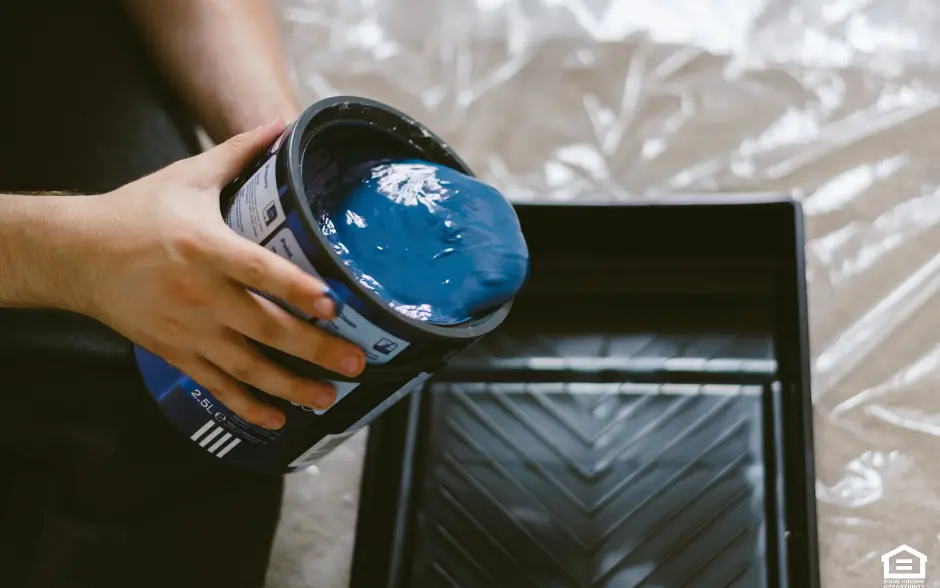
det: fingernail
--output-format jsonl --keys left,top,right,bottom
{"left": 341, "top": 354, "right": 364, "bottom": 376}
{"left": 314, "top": 388, "right": 336, "bottom": 409}
{"left": 264, "top": 412, "right": 286, "bottom": 429}
{"left": 314, "top": 296, "right": 335, "bottom": 318}
{"left": 326, "top": 289, "right": 345, "bottom": 313}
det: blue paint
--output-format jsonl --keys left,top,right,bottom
{"left": 312, "top": 159, "right": 528, "bottom": 325}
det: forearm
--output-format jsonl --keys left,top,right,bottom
{"left": 123, "top": 0, "right": 301, "bottom": 142}
{"left": 0, "top": 194, "right": 98, "bottom": 312}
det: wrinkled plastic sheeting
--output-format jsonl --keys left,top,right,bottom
{"left": 270, "top": 0, "right": 940, "bottom": 586}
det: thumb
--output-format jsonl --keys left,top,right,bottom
{"left": 192, "top": 119, "right": 287, "bottom": 187}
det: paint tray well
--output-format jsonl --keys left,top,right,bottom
{"left": 350, "top": 200, "right": 819, "bottom": 588}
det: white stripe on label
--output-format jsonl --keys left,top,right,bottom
{"left": 191, "top": 420, "right": 216, "bottom": 441}
{"left": 216, "top": 437, "right": 241, "bottom": 458}
{"left": 199, "top": 426, "right": 224, "bottom": 447}
{"left": 208, "top": 432, "right": 233, "bottom": 454}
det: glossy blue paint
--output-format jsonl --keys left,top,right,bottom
{"left": 314, "top": 159, "right": 529, "bottom": 325}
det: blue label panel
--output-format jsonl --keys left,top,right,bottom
{"left": 135, "top": 346, "right": 324, "bottom": 472}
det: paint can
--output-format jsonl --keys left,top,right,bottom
{"left": 134, "top": 96, "right": 517, "bottom": 474}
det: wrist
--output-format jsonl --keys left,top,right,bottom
{"left": 0, "top": 193, "right": 106, "bottom": 315}
{"left": 34, "top": 195, "right": 109, "bottom": 317}
{"left": 60, "top": 194, "right": 115, "bottom": 318}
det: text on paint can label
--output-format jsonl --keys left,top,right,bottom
{"left": 224, "top": 156, "right": 284, "bottom": 243}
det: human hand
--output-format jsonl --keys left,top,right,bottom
{"left": 74, "top": 119, "right": 365, "bottom": 429}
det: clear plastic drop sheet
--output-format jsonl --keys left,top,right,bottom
{"left": 266, "top": 1, "right": 940, "bottom": 586}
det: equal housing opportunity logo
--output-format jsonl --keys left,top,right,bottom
{"left": 882, "top": 545, "right": 927, "bottom": 586}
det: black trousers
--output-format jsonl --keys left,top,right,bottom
{"left": 0, "top": 3, "right": 283, "bottom": 587}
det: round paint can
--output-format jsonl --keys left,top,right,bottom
{"left": 134, "top": 96, "right": 518, "bottom": 474}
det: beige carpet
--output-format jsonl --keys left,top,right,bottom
{"left": 266, "top": 1, "right": 940, "bottom": 586}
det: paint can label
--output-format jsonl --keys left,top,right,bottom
{"left": 286, "top": 371, "right": 431, "bottom": 468}
{"left": 223, "top": 156, "right": 284, "bottom": 243}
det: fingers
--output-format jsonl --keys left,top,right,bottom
{"left": 208, "top": 230, "right": 340, "bottom": 321}
{"left": 219, "top": 286, "right": 366, "bottom": 378}
{"left": 171, "top": 355, "right": 288, "bottom": 430}
{"left": 202, "top": 331, "right": 339, "bottom": 411}
{"left": 193, "top": 119, "right": 286, "bottom": 187}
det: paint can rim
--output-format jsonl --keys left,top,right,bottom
{"left": 279, "top": 95, "right": 517, "bottom": 342}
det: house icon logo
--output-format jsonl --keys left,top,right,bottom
{"left": 882, "top": 544, "right": 926, "bottom": 583}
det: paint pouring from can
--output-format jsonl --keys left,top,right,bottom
{"left": 134, "top": 97, "right": 523, "bottom": 475}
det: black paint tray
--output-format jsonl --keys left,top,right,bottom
{"left": 350, "top": 198, "right": 820, "bottom": 588}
